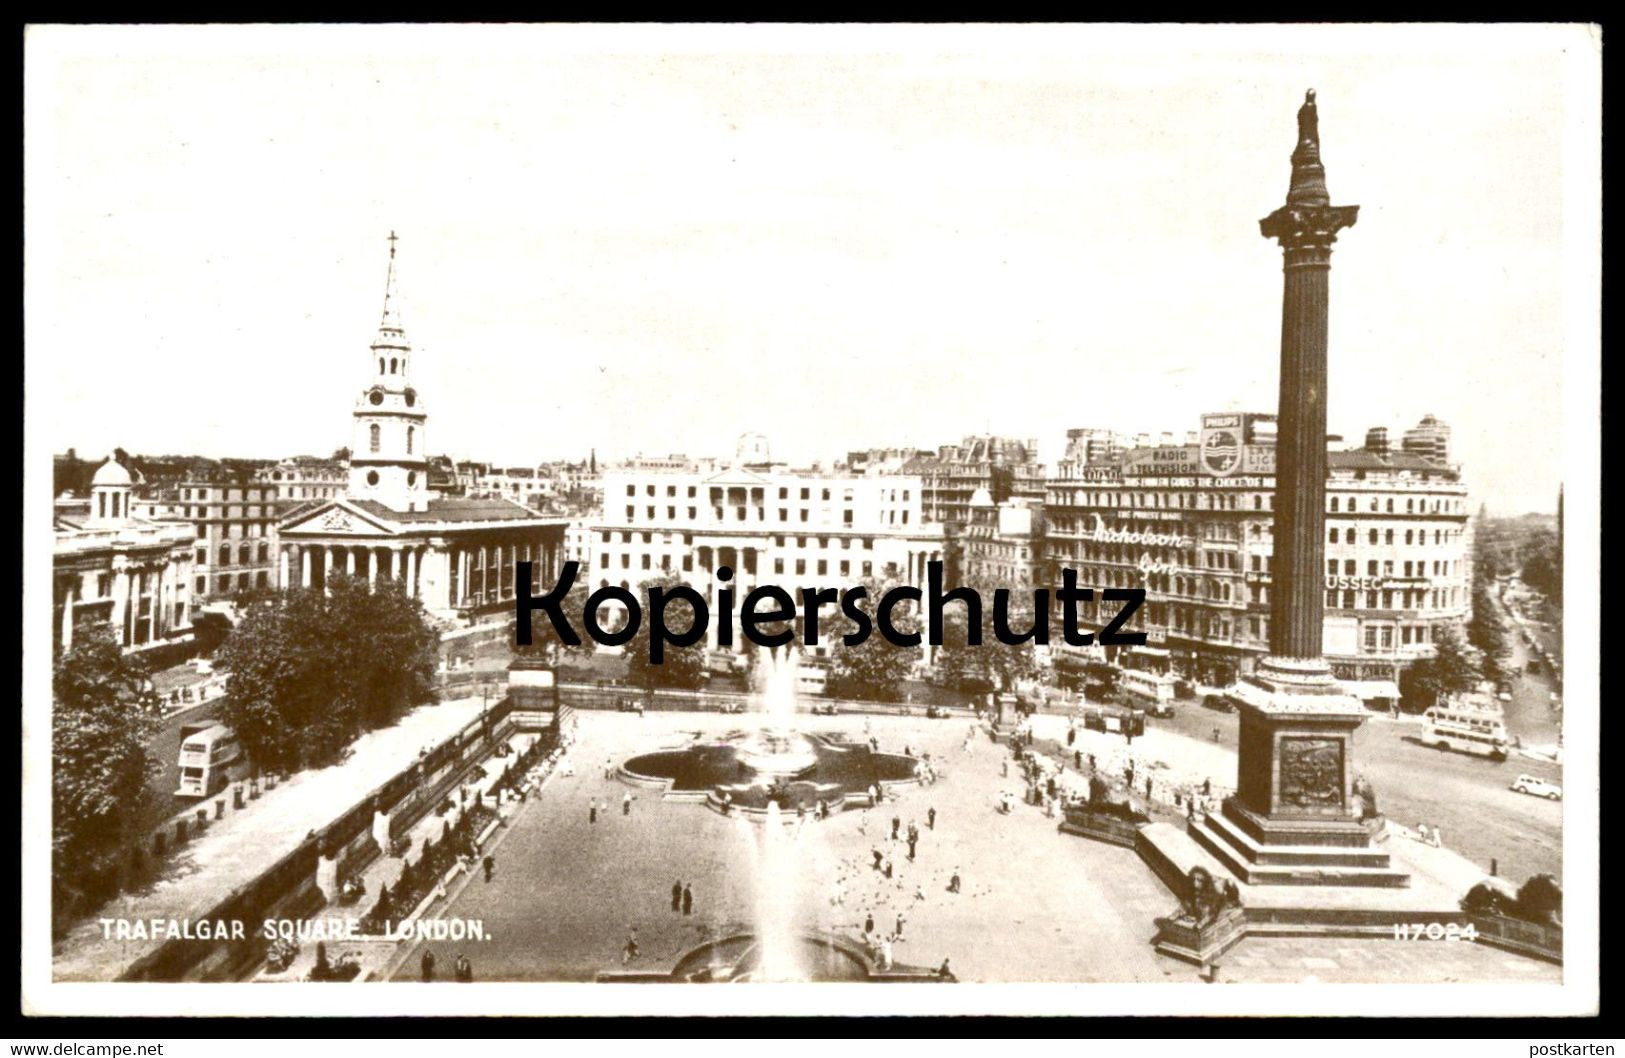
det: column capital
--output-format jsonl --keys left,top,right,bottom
{"left": 1259, "top": 204, "right": 1359, "bottom": 251}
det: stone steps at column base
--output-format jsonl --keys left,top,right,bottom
{"left": 1201, "top": 809, "right": 1394, "bottom": 868}
{"left": 1188, "top": 819, "right": 1412, "bottom": 888}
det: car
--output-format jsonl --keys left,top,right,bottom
{"left": 1510, "top": 775, "right": 1562, "bottom": 800}
{"left": 1200, "top": 693, "right": 1236, "bottom": 713}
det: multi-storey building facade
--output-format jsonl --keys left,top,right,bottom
{"left": 54, "top": 455, "right": 196, "bottom": 655}
{"left": 961, "top": 492, "right": 1044, "bottom": 591}
{"left": 903, "top": 435, "right": 1046, "bottom": 531}
{"left": 1045, "top": 411, "right": 1471, "bottom": 700}
{"left": 1401, "top": 413, "right": 1451, "bottom": 466}
{"left": 136, "top": 471, "right": 282, "bottom": 599}
{"left": 256, "top": 458, "right": 347, "bottom": 504}
{"left": 592, "top": 461, "right": 946, "bottom": 657}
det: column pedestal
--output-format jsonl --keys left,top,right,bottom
{"left": 1186, "top": 659, "right": 1409, "bottom": 886}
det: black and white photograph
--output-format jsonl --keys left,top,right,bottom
{"left": 21, "top": 23, "right": 1599, "bottom": 1022}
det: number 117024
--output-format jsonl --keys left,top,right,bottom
{"left": 1394, "top": 922, "right": 1477, "bottom": 941}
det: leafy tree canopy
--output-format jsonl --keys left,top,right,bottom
{"left": 52, "top": 629, "right": 161, "bottom": 910}
{"left": 216, "top": 575, "right": 438, "bottom": 773}
{"left": 623, "top": 570, "right": 708, "bottom": 691}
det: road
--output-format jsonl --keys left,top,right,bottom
{"left": 1152, "top": 700, "right": 1562, "bottom": 885}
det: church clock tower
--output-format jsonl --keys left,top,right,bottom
{"left": 349, "top": 232, "right": 430, "bottom": 512}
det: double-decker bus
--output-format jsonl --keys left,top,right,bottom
{"left": 176, "top": 722, "right": 242, "bottom": 798}
{"left": 1118, "top": 669, "right": 1177, "bottom": 716}
{"left": 1420, "top": 699, "right": 1510, "bottom": 761}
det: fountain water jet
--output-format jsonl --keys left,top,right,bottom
{"left": 733, "top": 645, "right": 817, "bottom": 777}
{"left": 747, "top": 801, "right": 806, "bottom": 981}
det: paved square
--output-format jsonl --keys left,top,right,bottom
{"left": 387, "top": 710, "right": 1559, "bottom": 985}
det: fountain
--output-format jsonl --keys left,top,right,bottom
{"left": 732, "top": 646, "right": 819, "bottom": 778}
{"left": 599, "top": 646, "right": 951, "bottom": 984}
{"left": 737, "top": 800, "right": 806, "bottom": 981}
{"left": 623, "top": 647, "right": 918, "bottom": 810}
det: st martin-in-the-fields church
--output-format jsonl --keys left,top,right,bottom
{"left": 278, "top": 236, "right": 566, "bottom": 622}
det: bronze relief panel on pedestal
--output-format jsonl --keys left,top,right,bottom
{"left": 1278, "top": 736, "right": 1344, "bottom": 807}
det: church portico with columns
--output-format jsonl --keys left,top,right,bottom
{"left": 277, "top": 498, "right": 567, "bottom": 620}
{"left": 277, "top": 235, "right": 567, "bottom": 621}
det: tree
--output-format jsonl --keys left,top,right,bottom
{"left": 933, "top": 570, "right": 1040, "bottom": 700}
{"left": 1520, "top": 528, "right": 1563, "bottom": 604}
{"left": 1398, "top": 622, "right": 1481, "bottom": 712}
{"left": 216, "top": 574, "right": 438, "bottom": 773}
{"left": 1467, "top": 572, "right": 1512, "bottom": 683}
{"left": 52, "top": 628, "right": 161, "bottom": 920}
{"left": 828, "top": 577, "right": 918, "bottom": 703}
{"left": 623, "top": 570, "right": 708, "bottom": 692}
{"left": 511, "top": 568, "right": 595, "bottom": 668}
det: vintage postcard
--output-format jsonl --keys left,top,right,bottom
{"left": 21, "top": 23, "right": 1600, "bottom": 1021}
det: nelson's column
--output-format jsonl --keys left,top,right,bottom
{"left": 1192, "top": 91, "right": 1408, "bottom": 886}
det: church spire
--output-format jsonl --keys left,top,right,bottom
{"left": 375, "top": 231, "right": 408, "bottom": 351}
{"left": 351, "top": 232, "right": 429, "bottom": 512}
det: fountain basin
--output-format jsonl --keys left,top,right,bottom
{"left": 622, "top": 730, "right": 920, "bottom": 811}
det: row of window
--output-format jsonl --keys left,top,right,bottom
{"left": 368, "top": 424, "right": 415, "bottom": 454}
{"left": 198, "top": 543, "right": 272, "bottom": 567}
{"left": 161, "top": 507, "right": 278, "bottom": 520}
{"left": 617, "top": 503, "right": 898, "bottom": 528}
{"left": 596, "top": 531, "right": 882, "bottom": 551}
{"left": 1329, "top": 527, "right": 1461, "bottom": 546}
{"left": 1326, "top": 558, "right": 1459, "bottom": 579}
{"left": 180, "top": 487, "right": 277, "bottom": 502}
{"left": 1048, "top": 489, "right": 1467, "bottom": 515}
{"left": 199, "top": 571, "right": 271, "bottom": 594}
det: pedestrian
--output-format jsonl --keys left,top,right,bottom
{"left": 605, "top": 756, "right": 613, "bottom": 779}
{"left": 589, "top": 799, "right": 598, "bottom": 824}
{"left": 1088, "top": 753, "right": 1096, "bottom": 773}
{"left": 872, "top": 848, "right": 884, "bottom": 871}
{"left": 622, "top": 928, "right": 640, "bottom": 964}
{"left": 927, "top": 806, "right": 937, "bottom": 830}
{"left": 883, "top": 857, "right": 893, "bottom": 879}
{"left": 895, "top": 913, "right": 905, "bottom": 938}
{"left": 671, "top": 879, "right": 683, "bottom": 912}
{"left": 938, "top": 958, "right": 954, "bottom": 980}
{"left": 623, "top": 791, "right": 633, "bottom": 816}
{"left": 1202, "top": 778, "right": 1211, "bottom": 797}
{"left": 682, "top": 883, "right": 693, "bottom": 916}
{"left": 891, "top": 815, "right": 901, "bottom": 840}
{"left": 864, "top": 912, "right": 874, "bottom": 936}
{"left": 907, "top": 837, "right": 917, "bottom": 862}
{"left": 482, "top": 854, "right": 495, "bottom": 883}
{"left": 1415, "top": 822, "right": 1430, "bottom": 843}
{"left": 1430, "top": 826, "right": 1443, "bottom": 848}
{"left": 420, "top": 949, "right": 436, "bottom": 982}
{"left": 1145, "top": 776, "right": 1154, "bottom": 799}
{"left": 454, "top": 952, "right": 472, "bottom": 982}
{"left": 1067, "top": 727, "right": 1076, "bottom": 747}
{"left": 948, "top": 870, "right": 961, "bottom": 894}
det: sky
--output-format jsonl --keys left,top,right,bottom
{"left": 25, "top": 24, "right": 1598, "bottom": 514}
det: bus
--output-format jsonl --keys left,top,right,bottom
{"left": 796, "top": 663, "right": 829, "bottom": 697}
{"left": 1420, "top": 700, "right": 1510, "bottom": 761}
{"left": 176, "top": 722, "right": 242, "bottom": 798}
{"left": 1118, "top": 669, "right": 1177, "bottom": 717}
